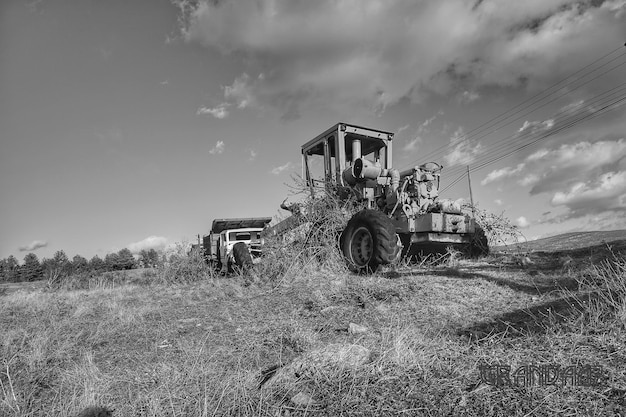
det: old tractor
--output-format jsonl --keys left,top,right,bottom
{"left": 279, "top": 122, "right": 488, "bottom": 272}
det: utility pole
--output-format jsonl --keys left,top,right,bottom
{"left": 467, "top": 165, "right": 475, "bottom": 218}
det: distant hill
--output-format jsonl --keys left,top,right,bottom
{"left": 494, "top": 229, "right": 626, "bottom": 253}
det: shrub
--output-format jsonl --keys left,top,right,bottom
{"left": 256, "top": 179, "right": 366, "bottom": 283}
{"left": 156, "top": 242, "right": 215, "bottom": 284}
{"left": 464, "top": 203, "right": 524, "bottom": 248}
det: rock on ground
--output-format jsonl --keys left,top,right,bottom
{"left": 348, "top": 322, "right": 368, "bottom": 334}
{"left": 261, "top": 343, "right": 372, "bottom": 392}
{"left": 291, "top": 391, "right": 315, "bottom": 407}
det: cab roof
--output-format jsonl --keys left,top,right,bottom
{"left": 301, "top": 122, "right": 394, "bottom": 154}
{"left": 211, "top": 217, "right": 272, "bottom": 233}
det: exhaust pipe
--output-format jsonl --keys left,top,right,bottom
{"left": 351, "top": 138, "right": 362, "bottom": 162}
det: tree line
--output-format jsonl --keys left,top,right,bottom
{"left": 0, "top": 248, "right": 162, "bottom": 283}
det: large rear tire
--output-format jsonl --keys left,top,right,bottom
{"left": 340, "top": 209, "right": 399, "bottom": 273}
{"left": 232, "top": 242, "right": 254, "bottom": 270}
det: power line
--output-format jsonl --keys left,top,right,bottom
{"left": 440, "top": 91, "right": 626, "bottom": 191}
{"left": 400, "top": 45, "right": 626, "bottom": 170}
{"left": 440, "top": 171, "right": 468, "bottom": 194}
{"left": 473, "top": 95, "right": 626, "bottom": 172}
{"left": 439, "top": 91, "right": 626, "bottom": 194}
{"left": 411, "top": 55, "right": 626, "bottom": 171}
{"left": 440, "top": 82, "right": 626, "bottom": 181}
{"left": 406, "top": 47, "right": 626, "bottom": 169}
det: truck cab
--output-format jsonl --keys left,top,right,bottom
{"left": 220, "top": 228, "right": 264, "bottom": 258}
{"left": 203, "top": 217, "right": 272, "bottom": 272}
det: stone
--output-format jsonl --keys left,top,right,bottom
{"left": 261, "top": 344, "right": 372, "bottom": 392}
{"left": 291, "top": 391, "right": 315, "bottom": 407}
{"left": 305, "top": 343, "right": 371, "bottom": 368}
{"left": 348, "top": 322, "right": 368, "bottom": 334}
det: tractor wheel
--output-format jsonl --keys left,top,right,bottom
{"left": 232, "top": 242, "right": 254, "bottom": 270}
{"left": 340, "top": 209, "right": 399, "bottom": 273}
{"left": 468, "top": 225, "right": 490, "bottom": 258}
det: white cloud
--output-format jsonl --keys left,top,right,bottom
{"left": 18, "top": 240, "right": 48, "bottom": 252}
{"left": 560, "top": 99, "right": 585, "bottom": 114}
{"left": 519, "top": 173, "right": 541, "bottom": 187}
{"left": 209, "top": 140, "right": 225, "bottom": 155}
{"left": 518, "top": 119, "right": 554, "bottom": 134}
{"left": 271, "top": 161, "right": 293, "bottom": 175}
{"left": 516, "top": 216, "right": 530, "bottom": 228}
{"left": 418, "top": 113, "right": 440, "bottom": 132}
{"left": 481, "top": 163, "right": 525, "bottom": 185}
{"left": 494, "top": 199, "right": 503, "bottom": 206}
{"left": 482, "top": 137, "right": 626, "bottom": 221}
{"left": 526, "top": 148, "right": 550, "bottom": 162}
{"left": 223, "top": 73, "right": 255, "bottom": 109}
{"left": 177, "top": 0, "right": 626, "bottom": 117}
{"left": 551, "top": 171, "right": 626, "bottom": 213}
{"left": 248, "top": 149, "right": 258, "bottom": 161}
{"left": 197, "top": 103, "right": 230, "bottom": 119}
{"left": 401, "top": 112, "right": 443, "bottom": 153}
{"left": 397, "top": 124, "right": 410, "bottom": 134}
{"left": 403, "top": 137, "right": 422, "bottom": 152}
{"left": 128, "top": 236, "right": 169, "bottom": 254}
{"left": 444, "top": 127, "right": 482, "bottom": 166}
{"left": 482, "top": 138, "right": 626, "bottom": 189}
{"left": 457, "top": 90, "right": 480, "bottom": 104}
{"left": 527, "top": 139, "right": 626, "bottom": 194}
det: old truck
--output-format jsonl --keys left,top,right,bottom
{"left": 269, "top": 122, "right": 488, "bottom": 272}
{"left": 203, "top": 217, "right": 272, "bottom": 272}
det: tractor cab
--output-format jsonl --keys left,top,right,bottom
{"left": 301, "top": 123, "right": 394, "bottom": 206}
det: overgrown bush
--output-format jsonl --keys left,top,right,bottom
{"left": 256, "top": 179, "right": 366, "bottom": 283}
{"left": 465, "top": 203, "right": 524, "bottom": 248}
{"left": 156, "top": 242, "right": 216, "bottom": 284}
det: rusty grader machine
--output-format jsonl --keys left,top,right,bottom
{"left": 286, "top": 122, "right": 488, "bottom": 272}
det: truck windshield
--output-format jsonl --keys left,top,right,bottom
{"left": 228, "top": 232, "right": 260, "bottom": 241}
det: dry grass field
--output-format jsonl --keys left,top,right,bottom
{"left": 1, "top": 231, "right": 625, "bottom": 416}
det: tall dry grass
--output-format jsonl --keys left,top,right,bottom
{"left": 2, "top": 253, "right": 625, "bottom": 416}
{"left": 563, "top": 251, "right": 626, "bottom": 330}
{"left": 255, "top": 181, "right": 366, "bottom": 285}
{"left": 2, "top": 209, "right": 624, "bottom": 415}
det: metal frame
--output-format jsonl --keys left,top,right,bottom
{"left": 301, "top": 122, "right": 394, "bottom": 187}
{"left": 211, "top": 217, "right": 272, "bottom": 233}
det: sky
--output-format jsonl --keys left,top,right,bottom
{"left": 1, "top": 0, "right": 626, "bottom": 261}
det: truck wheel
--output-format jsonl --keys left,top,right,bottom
{"left": 468, "top": 225, "right": 489, "bottom": 257}
{"left": 340, "top": 209, "right": 399, "bottom": 273}
{"left": 216, "top": 247, "right": 223, "bottom": 273}
{"left": 232, "top": 242, "right": 253, "bottom": 270}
